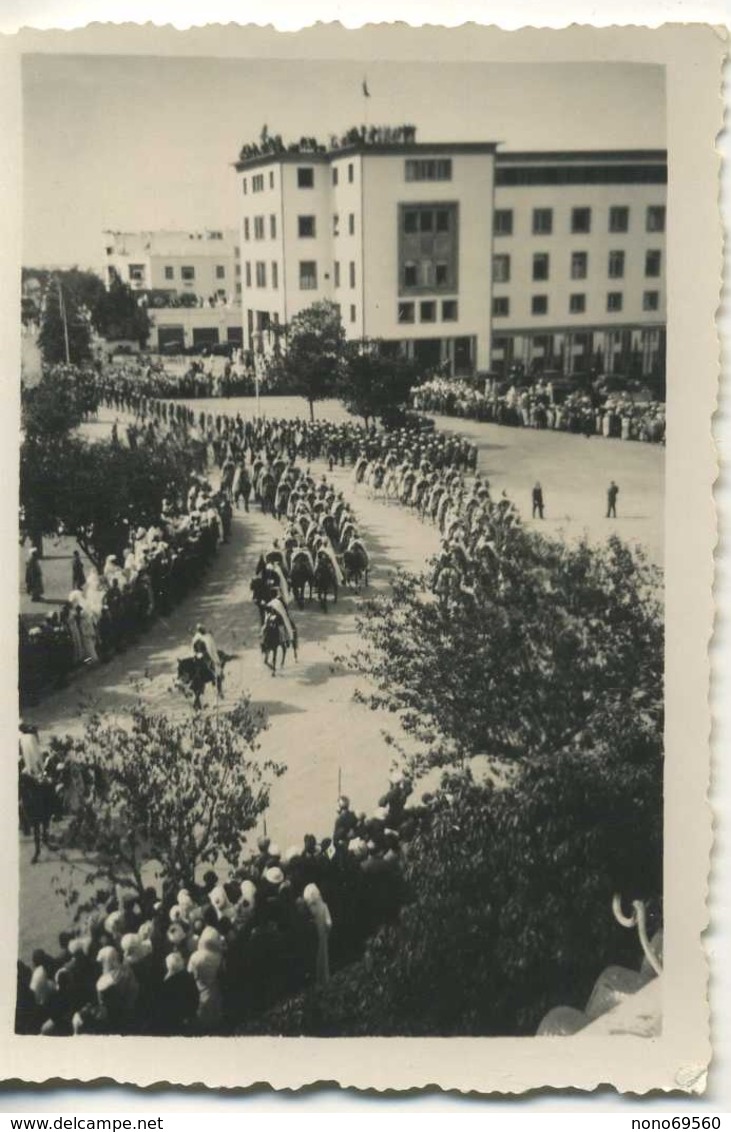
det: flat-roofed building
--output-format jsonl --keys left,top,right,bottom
{"left": 100, "top": 228, "right": 243, "bottom": 351}
{"left": 490, "top": 149, "right": 667, "bottom": 379}
{"left": 236, "top": 128, "right": 497, "bottom": 373}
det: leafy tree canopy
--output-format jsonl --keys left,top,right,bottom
{"left": 95, "top": 273, "right": 152, "bottom": 344}
{"left": 38, "top": 282, "right": 94, "bottom": 366}
{"left": 338, "top": 340, "right": 420, "bottom": 428}
{"left": 349, "top": 517, "right": 663, "bottom": 778}
{"left": 267, "top": 745, "right": 661, "bottom": 1036}
{"left": 281, "top": 301, "right": 347, "bottom": 419}
{"left": 54, "top": 699, "right": 282, "bottom": 910}
{"left": 20, "top": 427, "right": 205, "bottom": 567}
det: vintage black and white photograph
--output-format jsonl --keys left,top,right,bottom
{"left": 2, "top": 21, "right": 720, "bottom": 1093}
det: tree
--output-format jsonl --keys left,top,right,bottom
{"left": 348, "top": 516, "right": 663, "bottom": 779}
{"left": 20, "top": 427, "right": 205, "bottom": 568}
{"left": 95, "top": 274, "right": 151, "bottom": 345}
{"left": 21, "top": 364, "right": 95, "bottom": 439}
{"left": 38, "top": 279, "right": 93, "bottom": 365}
{"left": 255, "top": 526, "right": 663, "bottom": 1037}
{"left": 280, "top": 301, "right": 347, "bottom": 420}
{"left": 53, "top": 699, "right": 283, "bottom": 910}
{"left": 266, "top": 744, "right": 661, "bottom": 1037}
{"left": 338, "top": 340, "right": 419, "bottom": 428}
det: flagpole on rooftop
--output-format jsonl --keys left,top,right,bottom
{"left": 362, "top": 76, "right": 370, "bottom": 130}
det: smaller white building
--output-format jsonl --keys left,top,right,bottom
{"left": 101, "top": 228, "right": 243, "bottom": 351}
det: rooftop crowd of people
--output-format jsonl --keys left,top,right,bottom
{"left": 411, "top": 377, "right": 666, "bottom": 445}
{"left": 17, "top": 734, "right": 420, "bottom": 1036}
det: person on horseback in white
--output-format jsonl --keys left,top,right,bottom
{"left": 316, "top": 530, "right": 345, "bottom": 584}
{"left": 192, "top": 623, "right": 223, "bottom": 694}
{"left": 264, "top": 588, "right": 298, "bottom": 652}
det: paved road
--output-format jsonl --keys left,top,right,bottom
{"left": 427, "top": 411, "right": 664, "bottom": 566}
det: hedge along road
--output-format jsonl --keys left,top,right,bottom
{"left": 18, "top": 395, "right": 663, "bottom": 957}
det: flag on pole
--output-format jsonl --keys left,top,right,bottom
{"left": 362, "top": 78, "right": 370, "bottom": 98}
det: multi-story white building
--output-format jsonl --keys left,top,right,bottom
{"left": 236, "top": 131, "right": 497, "bottom": 373}
{"left": 490, "top": 150, "right": 667, "bottom": 379}
{"left": 102, "top": 228, "right": 240, "bottom": 301}
{"left": 101, "top": 228, "right": 243, "bottom": 351}
{"left": 235, "top": 131, "right": 666, "bottom": 380}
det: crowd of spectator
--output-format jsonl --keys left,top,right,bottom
{"left": 411, "top": 378, "right": 666, "bottom": 444}
{"left": 19, "top": 472, "right": 228, "bottom": 705}
{"left": 16, "top": 760, "right": 420, "bottom": 1035}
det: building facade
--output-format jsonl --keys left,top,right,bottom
{"left": 101, "top": 228, "right": 243, "bottom": 351}
{"left": 235, "top": 132, "right": 666, "bottom": 380}
{"left": 236, "top": 135, "right": 497, "bottom": 373}
{"left": 490, "top": 150, "right": 667, "bottom": 379}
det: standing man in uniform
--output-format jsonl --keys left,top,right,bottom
{"left": 607, "top": 480, "right": 619, "bottom": 518}
{"left": 531, "top": 482, "right": 545, "bottom": 520}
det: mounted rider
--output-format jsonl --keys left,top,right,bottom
{"left": 264, "top": 587, "right": 297, "bottom": 649}
{"left": 192, "top": 623, "right": 223, "bottom": 693}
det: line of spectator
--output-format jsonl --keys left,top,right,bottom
{"left": 411, "top": 378, "right": 666, "bottom": 444}
{"left": 19, "top": 474, "right": 229, "bottom": 705}
{"left": 17, "top": 755, "right": 422, "bottom": 1036}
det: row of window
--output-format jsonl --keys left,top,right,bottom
{"left": 332, "top": 302, "right": 358, "bottom": 324}
{"left": 493, "top": 249, "right": 662, "bottom": 283}
{"left": 405, "top": 158, "right": 452, "bottom": 183}
{"left": 244, "top": 171, "right": 275, "bottom": 194}
{"left": 243, "top": 164, "right": 357, "bottom": 194}
{"left": 243, "top": 261, "right": 280, "bottom": 289}
{"left": 245, "top": 157, "right": 451, "bottom": 190}
{"left": 243, "top": 213, "right": 358, "bottom": 241}
{"left": 402, "top": 260, "right": 452, "bottom": 289}
{"left": 241, "top": 259, "right": 361, "bottom": 291}
{"left": 397, "top": 300, "right": 458, "bottom": 324}
{"left": 332, "top": 164, "right": 355, "bottom": 186}
{"left": 158, "top": 264, "right": 228, "bottom": 282}
{"left": 493, "top": 291, "right": 661, "bottom": 318}
{"left": 494, "top": 204, "right": 666, "bottom": 237}
{"left": 244, "top": 215, "right": 276, "bottom": 241}
{"left": 402, "top": 207, "right": 452, "bottom": 235}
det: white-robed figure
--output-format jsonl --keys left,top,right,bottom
{"left": 345, "top": 533, "right": 370, "bottom": 570}
{"left": 290, "top": 544, "right": 315, "bottom": 573}
{"left": 103, "top": 554, "right": 124, "bottom": 586}
{"left": 192, "top": 623, "right": 223, "bottom": 690}
{"left": 68, "top": 589, "right": 99, "bottom": 663}
{"left": 83, "top": 568, "right": 105, "bottom": 618}
{"left": 264, "top": 554, "right": 293, "bottom": 605}
{"left": 265, "top": 592, "right": 297, "bottom": 648}
{"left": 316, "top": 529, "right": 345, "bottom": 584}
{"left": 19, "top": 723, "right": 44, "bottom": 777}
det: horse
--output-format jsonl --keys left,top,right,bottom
{"left": 259, "top": 472, "right": 277, "bottom": 516}
{"left": 342, "top": 543, "right": 369, "bottom": 590}
{"left": 260, "top": 611, "right": 297, "bottom": 675}
{"left": 290, "top": 554, "right": 315, "bottom": 609}
{"left": 18, "top": 771, "right": 55, "bottom": 863}
{"left": 177, "top": 654, "right": 217, "bottom": 710}
{"left": 353, "top": 456, "right": 368, "bottom": 485}
{"left": 314, "top": 556, "right": 339, "bottom": 611}
{"left": 250, "top": 573, "right": 276, "bottom": 624}
{"left": 275, "top": 482, "right": 291, "bottom": 522}
{"left": 321, "top": 513, "right": 340, "bottom": 551}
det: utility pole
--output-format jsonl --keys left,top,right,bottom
{"left": 56, "top": 276, "right": 71, "bottom": 364}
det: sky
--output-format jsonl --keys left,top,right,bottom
{"left": 22, "top": 56, "right": 666, "bottom": 268}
